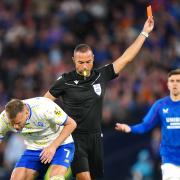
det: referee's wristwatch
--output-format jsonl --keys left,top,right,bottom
{"left": 141, "top": 31, "right": 149, "bottom": 38}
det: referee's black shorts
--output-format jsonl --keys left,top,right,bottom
{"left": 71, "top": 132, "right": 104, "bottom": 178}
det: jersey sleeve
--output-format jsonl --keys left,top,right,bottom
{"left": 130, "top": 101, "right": 162, "bottom": 134}
{"left": 0, "top": 111, "right": 10, "bottom": 142}
{"left": 97, "top": 64, "right": 118, "bottom": 81}
{"left": 49, "top": 75, "right": 66, "bottom": 98}
{"left": 44, "top": 100, "right": 68, "bottom": 126}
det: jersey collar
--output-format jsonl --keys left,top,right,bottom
{"left": 25, "top": 103, "right": 32, "bottom": 124}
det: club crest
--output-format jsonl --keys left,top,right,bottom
{"left": 93, "top": 84, "right": 101, "bottom": 96}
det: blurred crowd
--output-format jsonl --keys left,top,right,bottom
{"left": 0, "top": 0, "right": 179, "bottom": 179}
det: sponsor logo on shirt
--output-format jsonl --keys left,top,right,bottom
{"left": 166, "top": 117, "right": 180, "bottom": 129}
{"left": 93, "top": 84, "right": 101, "bottom": 96}
{"left": 54, "top": 108, "right": 62, "bottom": 116}
{"left": 38, "top": 122, "right": 44, "bottom": 127}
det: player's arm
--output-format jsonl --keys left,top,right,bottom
{"left": 115, "top": 100, "right": 161, "bottom": 134}
{"left": 40, "top": 101, "right": 76, "bottom": 164}
{"left": 40, "top": 116, "right": 76, "bottom": 164}
{"left": 113, "top": 17, "right": 154, "bottom": 74}
{"left": 115, "top": 117, "right": 157, "bottom": 134}
{"left": 50, "top": 116, "right": 76, "bottom": 149}
{"left": 0, "top": 111, "right": 10, "bottom": 142}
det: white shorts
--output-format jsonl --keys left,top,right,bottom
{"left": 161, "top": 163, "right": 180, "bottom": 180}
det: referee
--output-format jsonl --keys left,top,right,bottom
{"left": 44, "top": 17, "right": 154, "bottom": 180}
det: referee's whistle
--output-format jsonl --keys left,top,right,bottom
{"left": 83, "top": 70, "right": 88, "bottom": 80}
{"left": 83, "top": 70, "right": 88, "bottom": 77}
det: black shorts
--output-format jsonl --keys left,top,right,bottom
{"left": 71, "top": 132, "right": 104, "bottom": 178}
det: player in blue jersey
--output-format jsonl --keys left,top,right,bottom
{"left": 115, "top": 69, "right": 180, "bottom": 180}
{"left": 0, "top": 97, "right": 77, "bottom": 180}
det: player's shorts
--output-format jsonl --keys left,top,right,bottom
{"left": 15, "top": 142, "right": 75, "bottom": 178}
{"left": 161, "top": 163, "right": 180, "bottom": 180}
{"left": 71, "top": 132, "right": 104, "bottom": 178}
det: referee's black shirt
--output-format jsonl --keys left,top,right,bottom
{"left": 49, "top": 64, "right": 118, "bottom": 134}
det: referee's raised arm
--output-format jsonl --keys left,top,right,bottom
{"left": 113, "top": 17, "right": 154, "bottom": 74}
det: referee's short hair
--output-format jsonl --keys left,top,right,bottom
{"left": 74, "top": 44, "right": 92, "bottom": 54}
{"left": 168, "top": 68, "right": 180, "bottom": 77}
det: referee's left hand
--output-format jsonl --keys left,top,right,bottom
{"left": 142, "top": 17, "right": 154, "bottom": 34}
{"left": 40, "top": 145, "right": 57, "bottom": 164}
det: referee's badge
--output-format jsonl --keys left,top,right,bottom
{"left": 93, "top": 84, "right": 101, "bottom": 96}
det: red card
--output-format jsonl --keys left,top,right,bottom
{"left": 147, "top": 5, "right": 152, "bottom": 18}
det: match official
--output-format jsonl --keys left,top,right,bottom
{"left": 44, "top": 17, "right": 154, "bottom": 180}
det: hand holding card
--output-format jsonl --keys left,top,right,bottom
{"left": 147, "top": 5, "right": 153, "bottom": 18}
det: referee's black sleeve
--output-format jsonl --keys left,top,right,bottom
{"left": 49, "top": 75, "right": 65, "bottom": 98}
{"left": 97, "top": 64, "right": 118, "bottom": 81}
